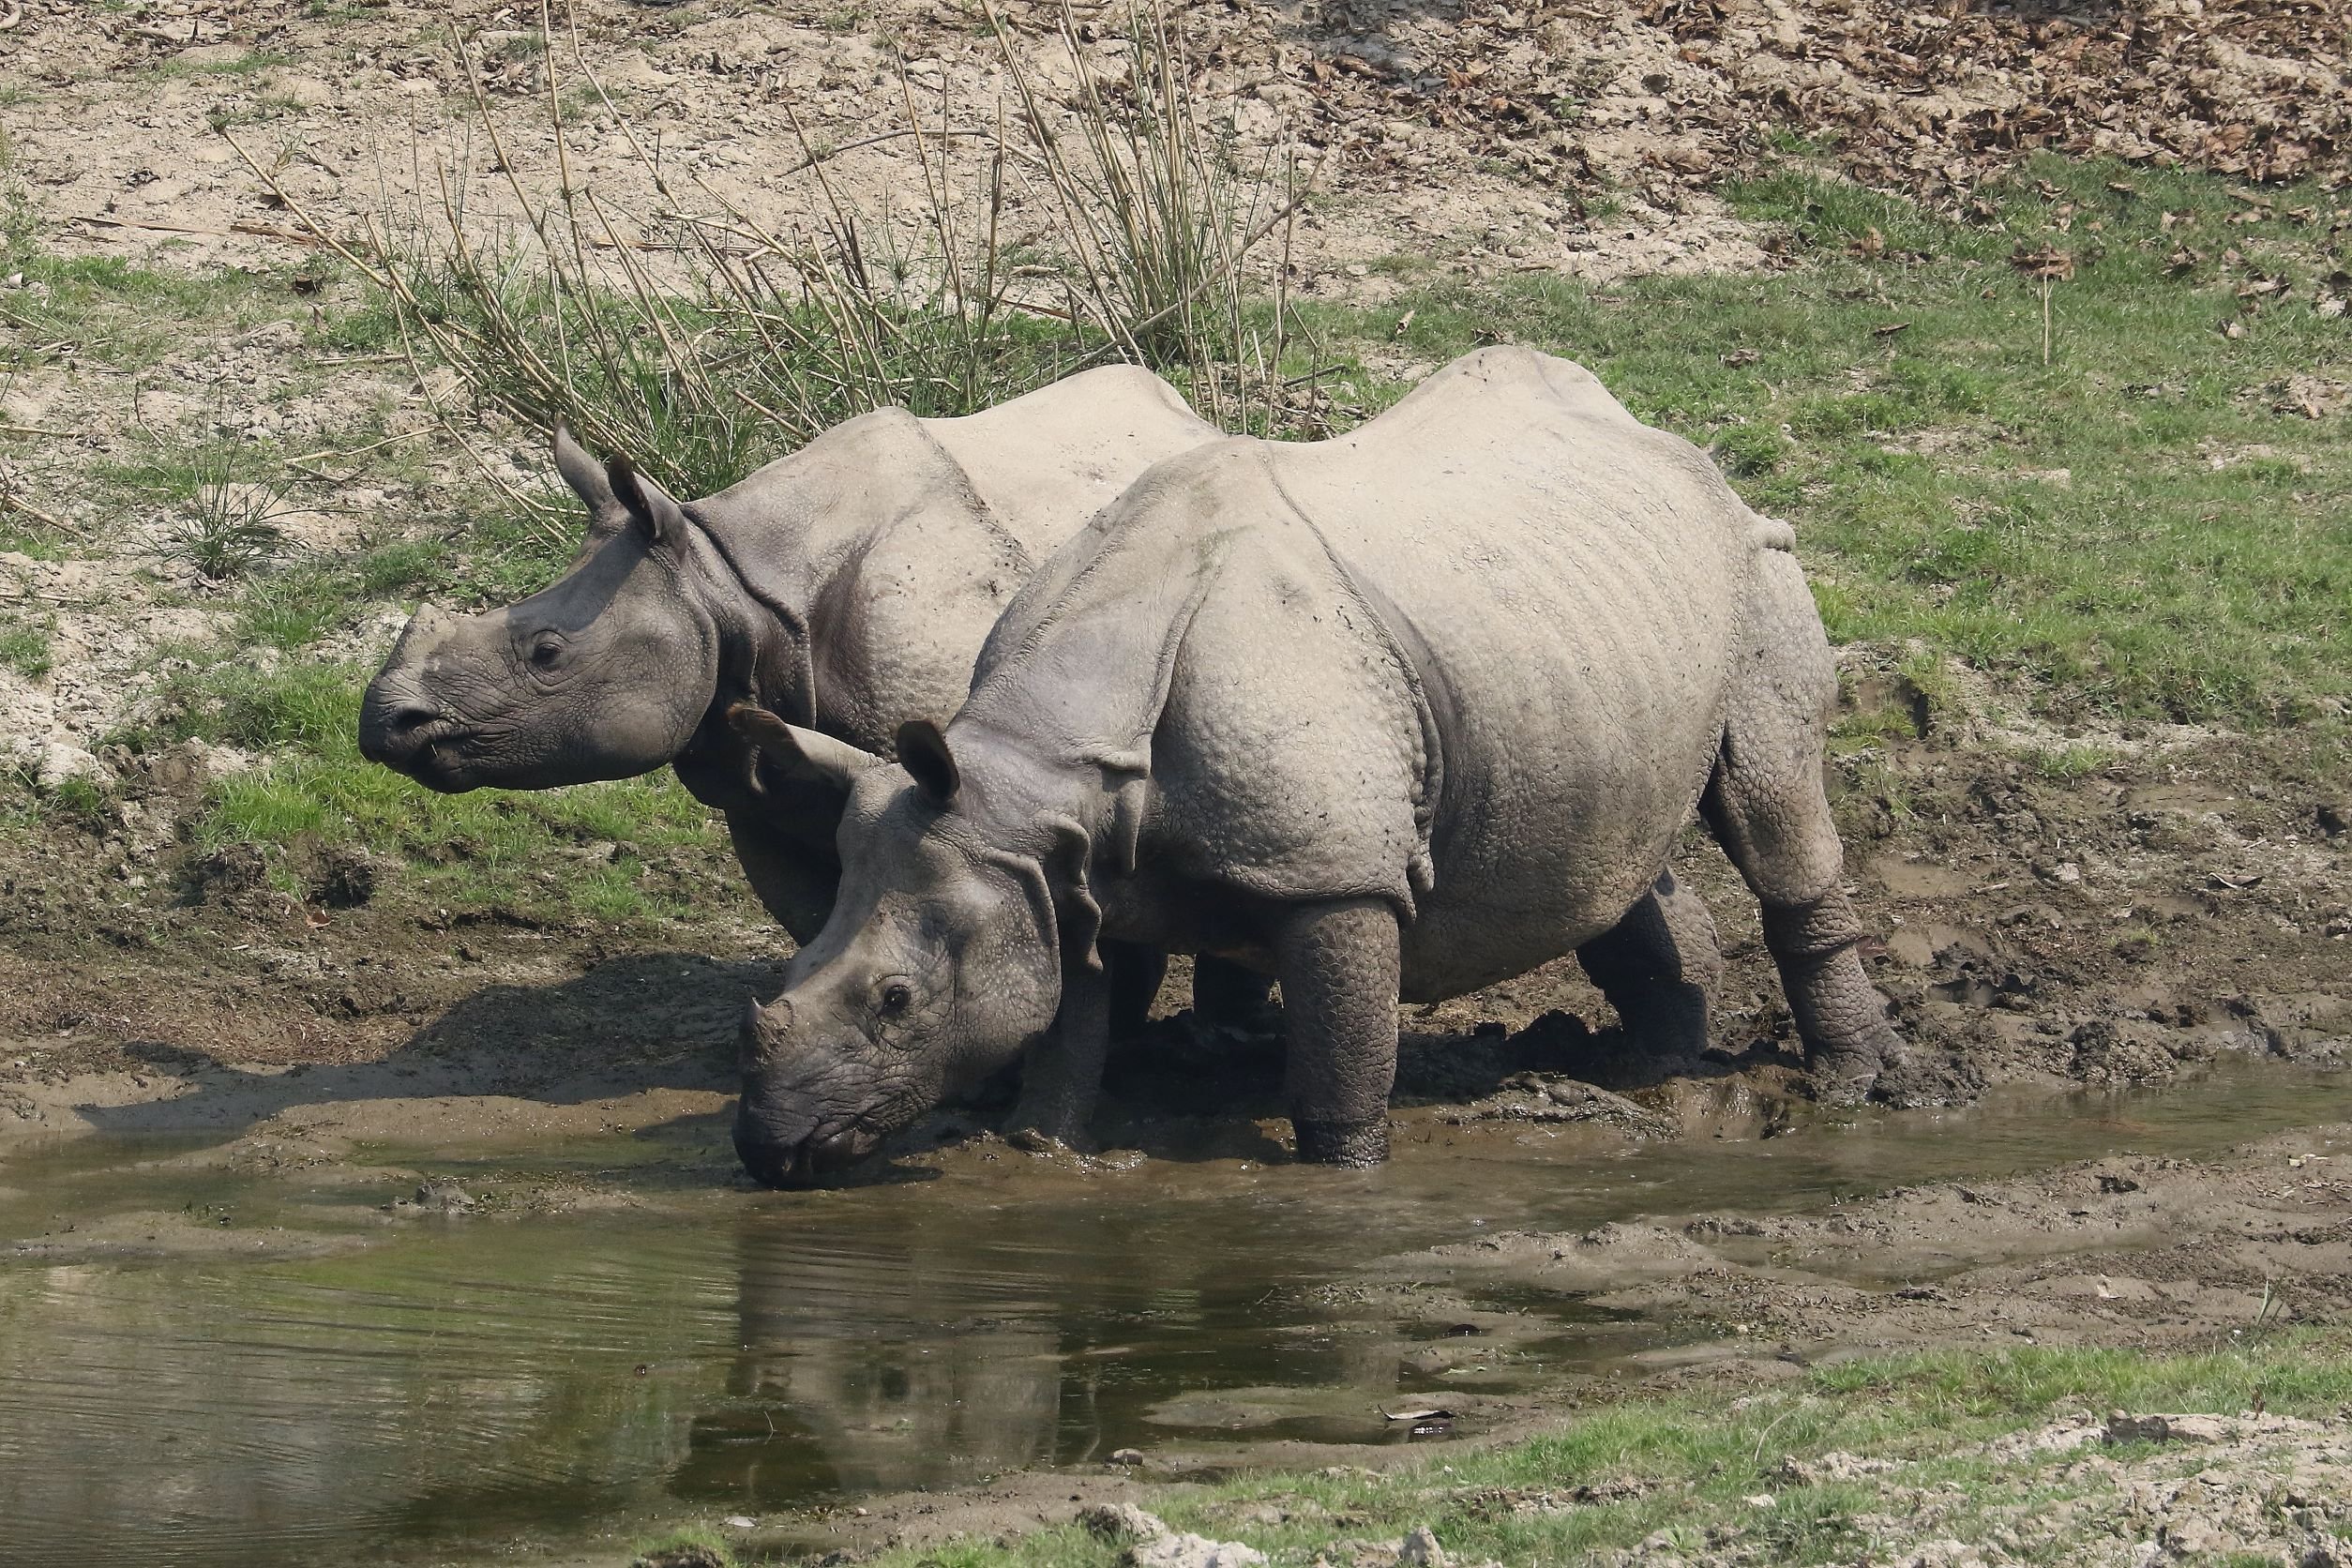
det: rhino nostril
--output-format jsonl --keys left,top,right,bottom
{"left": 386, "top": 704, "right": 444, "bottom": 739}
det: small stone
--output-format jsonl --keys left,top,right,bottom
{"left": 1109, "top": 1447, "right": 1146, "bottom": 1467}
{"left": 1124, "top": 1533, "right": 1266, "bottom": 1568}
{"left": 1081, "top": 1503, "right": 1168, "bottom": 1543}
{"left": 1398, "top": 1526, "right": 1449, "bottom": 1567}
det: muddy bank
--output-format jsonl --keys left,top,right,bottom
{"left": 5, "top": 710, "right": 2344, "bottom": 1158}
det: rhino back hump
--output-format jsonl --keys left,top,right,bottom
{"left": 919, "top": 365, "right": 1215, "bottom": 557}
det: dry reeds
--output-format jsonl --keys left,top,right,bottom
{"left": 228, "top": 0, "right": 1319, "bottom": 532}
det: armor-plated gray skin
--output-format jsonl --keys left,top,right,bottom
{"left": 356, "top": 367, "right": 1217, "bottom": 947}
{"left": 729, "top": 347, "right": 1907, "bottom": 1185}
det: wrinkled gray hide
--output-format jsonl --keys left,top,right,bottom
{"left": 731, "top": 346, "right": 1907, "bottom": 1184}
{"left": 358, "top": 367, "right": 1214, "bottom": 943}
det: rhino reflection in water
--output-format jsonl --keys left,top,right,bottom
{"left": 678, "top": 1214, "right": 1419, "bottom": 1502}
{"left": 677, "top": 1220, "right": 1063, "bottom": 1500}
{"left": 732, "top": 347, "right": 1913, "bottom": 1184}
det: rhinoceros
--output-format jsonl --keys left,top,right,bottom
{"left": 723, "top": 346, "right": 1909, "bottom": 1184}
{"left": 358, "top": 368, "right": 1269, "bottom": 1027}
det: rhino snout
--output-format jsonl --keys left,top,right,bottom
{"left": 358, "top": 686, "right": 451, "bottom": 767}
{"left": 360, "top": 607, "right": 468, "bottom": 776}
{"left": 732, "top": 1103, "right": 873, "bottom": 1190}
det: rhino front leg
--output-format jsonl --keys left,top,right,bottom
{"left": 1576, "top": 867, "right": 1724, "bottom": 1059}
{"left": 1274, "top": 897, "right": 1400, "bottom": 1167}
{"left": 1703, "top": 550, "right": 1904, "bottom": 1099}
{"left": 1103, "top": 940, "right": 1168, "bottom": 1040}
{"left": 1006, "top": 960, "right": 1111, "bottom": 1151}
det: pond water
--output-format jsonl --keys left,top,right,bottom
{"left": 0, "top": 1063, "right": 2341, "bottom": 1567}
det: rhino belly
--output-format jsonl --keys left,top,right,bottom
{"left": 1379, "top": 576, "right": 1738, "bottom": 1005}
{"left": 1395, "top": 793, "right": 1698, "bottom": 1003}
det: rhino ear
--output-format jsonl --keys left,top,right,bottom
{"left": 606, "top": 454, "right": 688, "bottom": 550}
{"left": 895, "top": 718, "right": 960, "bottom": 806}
{"left": 551, "top": 422, "right": 618, "bottom": 519}
{"left": 728, "top": 704, "right": 877, "bottom": 797}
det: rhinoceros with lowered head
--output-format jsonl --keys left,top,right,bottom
{"left": 725, "top": 345, "right": 1910, "bottom": 1184}
{"left": 358, "top": 367, "right": 1219, "bottom": 951}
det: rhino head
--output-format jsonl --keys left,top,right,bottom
{"left": 727, "top": 707, "right": 1067, "bottom": 1186}
{"left": 358, "top": 428, "right": 725, "bottom": 792}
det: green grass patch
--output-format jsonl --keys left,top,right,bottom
{"left": 833, "top": 1334, "right": 2352, "bottom": 1568}
{"left": 0, "top": 610, "right": 51, "bottom": 679}
{"left": 1301, "top": 156, "right": 2352, "bottom": 726}
{"left": 154, "top": 658, "right": 725, "bottom": 919}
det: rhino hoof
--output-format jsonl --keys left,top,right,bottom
{"left": 1293, "top": 1116, "right": 1390, "bottom": 1167}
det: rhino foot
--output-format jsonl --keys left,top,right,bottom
{"left": 1292, "top": 1116, "right": 1390, "bottom": 1167}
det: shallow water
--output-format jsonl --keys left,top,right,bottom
{"left": 0, "top": 1063, "right": 2341, "bottom": 1567}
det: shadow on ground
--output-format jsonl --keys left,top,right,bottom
{"left": 71, "top": 951, "right": 790, "bottom": 1141}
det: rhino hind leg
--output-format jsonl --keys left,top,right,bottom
{"left": 1576, "top": 868, "right": 1724, "bottom": 1060}
{"left": 1702, "top": 551, "right": 1906, "bottom": 1100}
{"left": 1275, "top": 897, "right": 1400, "bottom": 1167}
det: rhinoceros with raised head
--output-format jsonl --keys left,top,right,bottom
{"left": 358, "top": 366, "right": 1220, "bottom": 949}
{"left": 725, "top": 345, "right": 1909, "bottom": 1185}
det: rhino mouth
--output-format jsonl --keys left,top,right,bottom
{"left": 736, "top": 1123, "right": 882, "bottom": 1189}
{"left": 387, "top": 722, "right": 480, "bottom": 792}
{"left": 734, "top": 1093, "right": 920, "bottom": 1188}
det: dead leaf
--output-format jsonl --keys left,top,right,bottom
{"left": 2009, "top": 244, "right": 2074, "bottom": 281}
{"left": 1872, "top": 321, "right": 1911, "bottom": 338}
{"left": 1722, "top": 347, "right": 1761, "bottom": 366}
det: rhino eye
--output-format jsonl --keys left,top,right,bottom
{"left": 878, "top": 983, "right": 912, "bottom": 1017}
{"left": 529, "top": 636, "right": 564, "bottom": 669}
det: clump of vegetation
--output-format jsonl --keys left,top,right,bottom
{"left": 0, "top": 609, "right": 51, "bottom": 679}
{"left": 231, "top": 0, "right": 1314, "bottom": 532}
{"left": 106, "top": 437, "right": 309, "bottom": 580}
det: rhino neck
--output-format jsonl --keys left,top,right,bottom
{"left": 944, "top": 476, "right": 1247, "bottom": 963}
{"left": 671, "top": 508, "right": 822, "bottom": 814}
